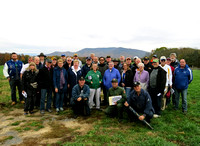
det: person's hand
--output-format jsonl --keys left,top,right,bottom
{"left": 99, "top": 81, "right": 101, "bottom": 83}
{"left": 170, "top": 85, "right": 172, "bottom": 88}
{"left": 114, "top": 102, "right": 117, "bottom": 105}
{"left": 77, "top": 97, "right": 82, "bottom": 101}
{"left": 124, "top": 101, "right": 129, "bottom": 107}
{"left": 68, "top": 84, "right": 70, "bottom": 88}
{"left": 55, "top": 88, "right": 58, "bottom": 93}
{"left": 139, "top": 115, "right": 145, "bottom": 121}
{"left": 22, "top": 90, "right": 25, "bottom": 94}
{"left": 84, "top": 98, "right": 87, "bottom": 100}
{"left": 91, "top": 81, "right": 93, "bottom": 84}
{"left": 7, "top": 77, "right": 10, "bottom": 81}
{"left": 121, "top": 83, "right": 125, "bottom": 87}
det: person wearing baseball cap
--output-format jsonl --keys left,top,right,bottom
{"left": 71, "top": 76, "right": 90, "bottom": 118}
{"left": 106, "top": 55, "right": 112, "bottom": 65}
{"left": 72, "top": 53, "right": 82, "bottom": 67}
{"left": 81, "top": 57, "right": 92, "bottom": 78}
{"left": 143, "top": 56, "right": 153, "bottom": 73}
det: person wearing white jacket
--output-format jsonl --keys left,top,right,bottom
{"left": 160, "top": 56, "right": 172, "bottom": 110}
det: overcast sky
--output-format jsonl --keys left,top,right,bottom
{"left": 0, "top": 0, "right": 200, "bottom": 55}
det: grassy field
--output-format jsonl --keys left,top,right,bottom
{"left": 0, "top": 65, "right": 200, "bottom": 145}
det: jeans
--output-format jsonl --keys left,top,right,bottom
{"left": 9, "top": 79, "right": 23, "bottom": 102}
{"left": 89, "top": 88, "right": 101, "bottom": 109}
{"left": 40, "top": 88, "right": 52, "bottom": 110}
{"left": 125, "top": 87, "right": 131, "bottom": 101}
{"left": 72, "top": 99, "right": 90, "bottom": 116}
{"left": 175, "top": 88, "right": 188, "bottom": 111}
{"left": 56, "top": 90, "right": 64, "bottom": 109}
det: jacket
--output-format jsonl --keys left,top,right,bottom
{"left": 68, "top": 66, "right": 82, "bottom": 89}
{"left": 98, "top": 63, "right": 108, "bottom": 77}
{"left": 38, "top": 66, "right": 54, "bottom": 89}
{"left": 71, "top": 84, "right": 90, "bottom": 105}
{"left": 107, "top": 86, "right": 127, "bottom": 104}
{"left": 174, "top": 64, "right": 193, "bottom": 90}
{"left": 85, "top": 70, "right": 102, "bottom": 89}
{"left": 128, "top": 89, "right": 155, "bottom": 115}
{"left": 81, "top": 64, "right": 92, "bottom": 78}
{"left": 121, "top": 69, "right": 134, "bottom": 87}
{"left": 3, "top": 60, "right": 23, "bottom": 79}
{"left": 53, "top": 66, "right": 68, "bottom": 92}
{"left": 103, "top": 67, "right": 121, "bottom": 90}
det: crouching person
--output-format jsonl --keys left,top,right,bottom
{"left": 71, "top": 77, "right": 90, "bottom": 119}
{"left": 22, "top": 62, "right": 39, "bottom": 115}
{"left": 124, "top": 82, "right": 154, "bottom": 123}
{"left": 105, "top": 78, "right": 126, "bottom": 123}
{"left": 53, "top": 59, "right": 68, "bottom": 113}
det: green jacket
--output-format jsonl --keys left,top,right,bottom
{"left": 85, "top": 70, "right": 102, "bottom": 89}
{"left": 107, "top": 86, "right": 127, "bottom": 104}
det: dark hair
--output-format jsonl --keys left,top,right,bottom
{"left": 11, "top": 52, "right": 17, "bottom": 55}
{"left": 99, "top": 56, "right": 105, "bottom": 60}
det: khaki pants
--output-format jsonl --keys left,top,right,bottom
{"left": 161, "top": 86, "right": 168, "bottom": 110}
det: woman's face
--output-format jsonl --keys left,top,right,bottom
{"left": 139, "top": 65, "right": 144, "bottom": 71}
{"left": 30, "top": 65, "right": 35, "bottom": 70}
{"left": 123, "top": 64, "right": 128, "bottom": 70}
{"left": 74, "top": 62, "right": 79, "bottom": 68}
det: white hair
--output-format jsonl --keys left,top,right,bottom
{"left": 138, "top": 63, "right": 144, "bottom": 68}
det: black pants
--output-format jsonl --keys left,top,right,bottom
{"left": 148, "top": 88, "right": 162, "bottom": 115}
{"left": 72, "top": 100, "right": 90, "bottom": 116}
{"left": 9, "top": 79, "right": 23, "bottom": 102}
{"left": 34, "top": 88, "right": 41, "bottom": 108}
{"left": 24, "top": 90, "right": 35, "bottom": 112}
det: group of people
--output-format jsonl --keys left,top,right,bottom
{"left": 3, "top": 52, "right": 193, "bottom": 123}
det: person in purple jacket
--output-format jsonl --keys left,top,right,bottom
{"left": 174, "top": 59, "right": 193, "bottom": 114}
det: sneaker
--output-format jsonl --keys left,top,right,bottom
{"left": 21, "top": 101, "right": 25, "bottom": 104}
{"left": 153, "top": 114, "right": 161, "bottom": 118}
{"left": 56, "top": 108, "right": 60, "bottom": 112}
{"left": 60, "top": 107, "right": 64, "bottom": 111}
{"left": 11, "top": 102, "right": 16, "bottom": 105}
{"left": 40, "top": 110, "right": 45, "bottom": 114}
{"left": 47, "top": 109, "right": 52, "bottom": 113}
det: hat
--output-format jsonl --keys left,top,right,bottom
{"left": 133, "top": 81, "right": 140, "bottom": 87}
{"left": 86, "top": 57, "right": 92, "bottom": 60}
{"left": 79, "top": 77, "right": 85, "bottom": 81}
{"left": 133, "top": 56, "right": 139, "bottom": 60}
{"left": 46, "top": 59, "right": 52, "bottom": 63}
{"left": 153, "top": 55, "right": 158, "bottom": 58}
{"left": 160, "top": 56, "right": 166, "bottom": 61}
{"left": 152, "top": 59, "right": 159, "bottom": 63}
{"left": 74, "top": 53, "right": 78, "bottom": 57}
{"left": 112, "top": 59, "right": 119, "bottom": 62}
{"left": 38, "top": 53, "right": 46, "bottom": 57}
{"left": 126, "top": 57, "right": 131, "bottom": 60}
{"left": 166, "top": 57, "right": 171, "bottom": 61}
{"left": 52, "top": 57, "right": 57, "bottom": 60}
{"left": 111, "top": 78, "right": 118, "bottom": 83}
{"left": 106, "top": 55, "right": 111, "bottom": 58}
{"left": 144, "top": 56, "right": 149, "bottom": 60}
{"left": 61, "top": 54, "right": 66, "bottom": 57}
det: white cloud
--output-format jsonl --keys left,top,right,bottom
{"left": 0, "top": 0, "right": 200, "bottom": 54}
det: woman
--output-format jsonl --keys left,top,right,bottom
{"left": 121, "top": 63, "right": 133, "bottom": 100}
{"left": 68, "top": 60, "right": 82, "bottom": 102}
{"left": 85, "top": 64, "right": 102, "bottom": 110}
{"left": 134, "top": 63, "right": 149, "bottom": 91}
{"left": 22, "top": 62, "right": 39, "bottom": 115}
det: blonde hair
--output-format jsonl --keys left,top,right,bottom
{"left": 27, "top": 62, "right": 38, "bottom": 72}
{"left": 57, "top": 59, "right": 63, "bottom": 63}
{"left": 73, "top": 59, "right": 79, "bottom": 64}
{"left": 91, "top": 63, "right": 99, "bottom": 70}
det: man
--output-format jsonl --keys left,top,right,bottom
{"left": 98, "top": 57, "right": 108, "bottom": 105}
{"left": 106, "top": 56, "right": 112, "bottom": 65}
{"left": 38, "top": 53, "right": 46, "bottom": 68}
{"left": 105, "top": 79, "right": 126, "bottom": 122}
{"left": 148, "top": 59, "right": 166, "bottom": 118}
{"left": 143, "top": 56, "right": 153, "bottom": 74}
{"left": 34, "top": 56, "right": 43, "bottom": 70}
{"left": 126, "top": 57, "right": 133, "bottom": 69}
{"left": 90, "top": 53, "right": 95, "bottom": 62}
{"left": 133, "top": 56, "right": 139, "bottom": 64}
{"left": 170, "top": 53, "right": 179, "bottom": 69}
{"left": 63, "top": 57, "right": 72, "bottom": 71}
{"left": 20, "top": 56, "right": 33, "bottom": 78}
{"left": 52, "top": 57, "right": 57, "bottom": 69}
{"left": 72, "top": 53, "right": 82, "bottom": 67}
{"left": 132, "top": 58, "right": 142, "bottom": 77}
{"left": 174, "top": 59, "right": 193, "bottom": 114}
{"left": 93, "top": 56, "right": 99, "bottom": 64}
{"left": 124, "top": 82, "right": 154, "bottom": 123}
{"left": 150, "top": 55, "right": 158, "bottom": 65}
{"left": 159, "top": 56, "right": 172, "bottom": 110}
{"left": 71, "top": 77, "right": 90, "bottom": 118}
{"left": 118, "top": 55, "right": 125, "bottom": 72}
{"left": 3, "top": 52, "right": 24, "bottom": 105}
{"left": 38, "top": 59, "right": 54, "bottom": 114}
{"left": 81, "top": 57, "right": 92, "bottom": 78}
{"left": 113, "top": 59, "right": 119, "bottom": 70}
{"left": 61, "top": 54, "right": 66, "bottom": 64}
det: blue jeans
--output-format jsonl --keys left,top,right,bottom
{"left": 56, "top": 90, "right": 64, "bottom": 109}
{"left": 125, "top": 87, "right": 131, "bottom": 101}
{"left": 175, "top": 88, "right": 188, "bottom": 111}
{"left": 40, "top": 88, "right": 52, "bottom": 110}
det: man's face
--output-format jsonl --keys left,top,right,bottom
{"left": 143, "top": 60, "right": 149, "bottom": 65}
{"left": 93, "top": 57, "right": 98, "bottom": 63}
{"left": 40, "top": 56, "right": 45, "bottom": 61}
{"left": 108, "top": 62, "right": 114, "bottom": 69}
{"left": 112, "top": 82, "right": 118, "bottom": 88}
{"left": 120, "top": 56, "right": 125, "bottom": 62}
{"left": 46, "top": 62, "right": 52, "bottom": 68}
{"left": 135, "top": 59, "right": 141, "bottom": 65}
{"left": 113, "top": 61, "right": 118, "bottom": 66}
{"left": 79, "top": 80, "right": 85, "bottom": 86}
{"left": 74, "top": 56, "right": 78, "bottom": 60}
{"left": 86, "top": 59, "right": 92, "bottom": 65}
{"left": 106, "top": 58, "right": 111, "bottom": 63}
{"left": 34, "top": 58, "right": 40, "bottom": 65}
{"left": 160, "top": 59, "right": 166, "bottom": 66}
{"left": 134, "top": 85, "right": 141, "bottom": 93}
{"left": 74, "top": 62, "right": 79, "bottom": 68}
{"left": 58, "top": 62, "right": 63, "bottom": 68}
{"left": 67, "top": 58, "right": 72, "bottom": 64}
{"left": 11, "top": 54, "right": 18, "bottom": 61}
{"left": 126, "top": 58, "right": 132, "bottom": 65}
{"left": 61, "top": 56, "right": 66, "bottom": 61}
{"left": 180, "top": 59, "right": 186, "bottom": 68}
{"left": 170, "top": 55, "right": 176, "bottom": 62}
{"left": 99, "top": 58, "right": 105, "bottom": 64}
{"left": 28, "top": 58, "right": 33, "bottom": 63}
{"left": 166, "top": 59, "right": 171, "bottom": 65}
{"left": 152, "top": 62, "right": 159, "bottom": 68}
{"left": 52, "top": 60, "right": 57, "bottom": 65}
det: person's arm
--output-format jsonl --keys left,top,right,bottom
{"left": 72, "top": 86, "right": 80, "bottom": 100}
{"left": 3, "top": 63, "right": 9, "bottom": 79}
{"left": 117, "top": 88, "right": 127, "bottom": 104}
{"left": 116, "top": 69, "right": 121, "bottom": 84}
{"left": 85, "top": 71, "right": 92, "bottom": 84}
{"left": 169, "top": 66, "right": 172, "bottom": 87}
{"left": 82, "top": 85, "right": 90, "bottom": 99}
{"left": 53, "top": 69, "right": 58, "bottom": 92}
{"left": 144, "top": 92, "right": 153, "bottom": 116}
{"left": 188, "top": 67, "right": 193, "bottom": 84}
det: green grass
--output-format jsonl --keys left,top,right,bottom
{"left": 0, "top": 65, "right": 200, "bottom": 145}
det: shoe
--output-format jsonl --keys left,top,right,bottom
{"left": 29, "top": 111, "right": 34, "bottom": 114}
{"left": 47, "top": 109, "right": 52, "bottom": 113}
{"left": 40, "top": 110, "right": 45, "bottom": 114}
{"left": 60, "top": 107, "right": 64, "bottom": 111}
{"left": 56, "top": 108, "right": 60, "bottom": 112}
{"left": 11, "top": 102, "right": 16, "bottom": 105}
{"left": 24, "top": 112, "right": 28, "bottom": 115}
{"left": 153, "top": 114, "right": 161, "bottom": 118}
{"left": 73, "top": 115, "right": 78, "bottom": 119}
{"left": 21, "top": 101, "right": 25, "bottom": 104}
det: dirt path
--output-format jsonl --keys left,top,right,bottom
{"left": 0, "top": 108, "right": 94, "bottom": 145}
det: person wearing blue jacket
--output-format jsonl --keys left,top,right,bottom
{"left": 53, "top": 59, "right": 68, "bottom": 113}
{"left": 174, "top": 59, "right": 193, "bottom": 114}
{"left": 3, "top": 52, "right": 24, "bottom": 105}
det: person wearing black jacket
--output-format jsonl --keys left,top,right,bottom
{"left": 81, "top": 57, "right": 92, "bottom": 78}
{"left": 38, "top": 59, "right": 54, "bottom": 114}
{"left": 143, "top": 57, "right": 153, "bottom": 74}
{"left": 22, "top": 62, "right": 39, "bottom": 115}
{"left": 148, "top": 59, "right": 166, "bottom": 117}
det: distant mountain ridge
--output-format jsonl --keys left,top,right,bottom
{"left": 46, "top": 47, "right": 149, "bottom": 58}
